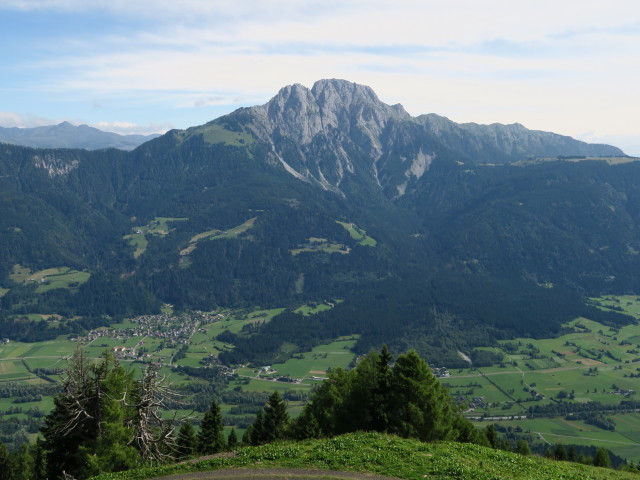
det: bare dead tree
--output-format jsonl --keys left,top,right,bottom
{"left": 55, "top": 348, "right": 97, "bottom": 437}
{"left": 126, "top": 362, "right": 194, "bottom": 466}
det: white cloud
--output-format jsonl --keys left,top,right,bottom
{"left": 91, "top": 120, "right": 171, "bottom": 135}
{"left": 1, "top": 0, "right": 639, "bottom": 146}
{"left": 0, "top": 111, "right": 61, "bottom": 128}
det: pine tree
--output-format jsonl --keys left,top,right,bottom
{"left": 249, "top": 409, "right": 266, "bottom": 445}
{"left": 247, "top": 392, "right": 290, "bottom": 445}
{"left": 0, "top": 442, "right": 16, "bottom": 480}
{"left": 197, "top": 400, "right": 225, "bottom": 454}
{"left": 593, "top": 447, "right": 611, "bottom": 468}
{"left": 241, "top": 424, "right": 254, "bottom": 446}
{"left": 226, "top": 428, "right": 239, "bottom": 450}
{"left": 553, "top": 443, "right": 566, "bottom": 461}
{"left": 484, "top": 424, "right": 498, "bottom": 449}
{"left": 176, "top": 421, "right": 197, "bottom": 459}
{"left": 515, "top": 439, "right": 531, "bottom": 456}
{"left": 371, "top": 345, "right": 393, "bottom": 432}
{"left": 262, "top": 392, "right": 289, "bottom": 443}
{"left": 295, "top": 347, "right": 471, "bottom": 444}
{"left": 389, "top": 350, "right": 456, "bottom": 442}
{"left": 14, "top": 443, "right": 35, "bottom": 480}
{"left": 41, "top": 350, "right": 139, "bottom": 479}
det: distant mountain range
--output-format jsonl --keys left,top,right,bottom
{"left": 0, "top": 122, "right": 159, "bottom": 150}
{"left": 0, "top": 79, "right": 636, "bottom": 365}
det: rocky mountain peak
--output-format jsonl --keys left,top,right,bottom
{"left": 219, "top": 79, "right": 624, "bottom": 198}
{"left": 248, "top": 79, "right": 410, "bottom": 145}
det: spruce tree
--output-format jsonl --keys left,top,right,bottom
{"left": 176, "top": 421, "right": 197, "bottom": 459}
{"left": 389, "top": 350, "right": 456, "bottom": 442}
{"left": 227, "top": 428, "right": 239, "bottom": 450}
{"left": 242, "top": 424, "right": 254, "bottom": 446}
{"left": 0, "top": 442, "right": 16, "bottom": 480}
{"left": 249, "top": 409, "right": 266, "bottom": 445}
{"left": 515, "top": 439, "right": 531, "bottom": 456}
{"left": 553, "top": 443, "right": 566, "bottom": 461}
{"left": 197, "top": 400, "right": 225, "bottom": 454}
{"left": 371, "top": 345, "right": 393, "bottom": 432}
{"left": 593, "top": 447, "right": 611, "bottom": 468}
{"left": 263, "top": 391, "right": 289, "bottom": 442}
{"left": 41, "top": 350, "right": 139, "bottom": 479}
{"left": 249, "top": 392, "right": 289, "bottom": 445}
{"left": 295, "top": 347, "right": 472, "bottom": 444}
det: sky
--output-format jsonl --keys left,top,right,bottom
{"left": 1, "top": 1, "right": 639, "bottom": 155}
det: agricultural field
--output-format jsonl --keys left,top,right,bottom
{"left": 262, "top": 336, "right": 358, "bottom": 380}
{"left": 3, "top": 264, "right": 90, "bottom": 294}
{"left": 3, "top": 295, "right": 640, "bottom": 462}
{"left": 451, "top": 295, "right": 640, "bottom": 462}
{"left": 124, "top": 217, "right": 188, "bottom": 258}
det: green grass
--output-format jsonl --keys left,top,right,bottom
{"left": 123, "top": 233, "right": 148, "bottom": 258}
{"left": 89, "top": 432, "right": 639, "bottom": 480}
{"left": 0, "top": 359, "right": 34, "bottom": 382}
{"left": 486, "top": 415, "right": 640, "bottom": 462}
{"left": 7, "top": 265, "right": 90, "bottom": 293}
{"left": 272, "top": 337, "right": 357, "bottom": 379}
{"left": 228, "top": 377, "right": 312, "bottom": 394}
{"left": 186, "top": 123, "right": 254, "bottom": 147}
{"left": 124, "top": 217, "right": 188, "bottom": 258}
{"left": 35, "top": 269, "right": 91, "bottom": 293}
{"left": 294, "top": 300, "right": 341, "bottom": 316}
{"left": 290, "top": 238, "right": 350, "bottom": 256}
{"left": 180, "top": 218, "right": 257, "bottom": 259}
{"left": 336, "top": 221, "right": 377, "bottom": 246}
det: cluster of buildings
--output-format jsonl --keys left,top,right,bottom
{"left": 70, "top": 311, "right": 226, "bottom": 357}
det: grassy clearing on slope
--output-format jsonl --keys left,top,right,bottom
{"left": 124, "top": 217, "right": 188, "bottom": 258}
{"left": 8, "top": 264, "right": 90, "bottom": 293}
{"left": 179, "top": 218, "right": 257, "bottom": 260}
{"left": 189, "top": 124, "right": 254, "bottom": 147}
{"left": 336, "top": 221, "right": 377, "bottom": 246}
{"left": 89, "top": 432, "right": 638, "bottom": 480}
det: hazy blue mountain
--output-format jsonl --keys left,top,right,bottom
{"left": 0, "top": 122, "right": 159, "bottom": 150}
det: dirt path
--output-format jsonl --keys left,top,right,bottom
{"left": 151, "top": 468, "right": 400, "bottom": 480}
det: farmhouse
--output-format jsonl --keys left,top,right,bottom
{"left": 113, "top": 346, "right": 136, "bottom": 358}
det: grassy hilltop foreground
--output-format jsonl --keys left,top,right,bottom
{"left": 91, "top": 432, "right": 637, "bottom": 480}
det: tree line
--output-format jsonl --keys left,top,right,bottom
{"left": 2, "top": 346, "right": 637, "bottom": 480}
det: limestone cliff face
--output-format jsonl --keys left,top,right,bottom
{"left": 218, "top": 79, "right": 623, "bottom": 198}
{"left": 236, "top": 79, "right": 431, "bottom": 197}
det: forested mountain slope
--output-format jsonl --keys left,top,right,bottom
{"left": 0, "top": 79, "right": 636, "bottom": 364}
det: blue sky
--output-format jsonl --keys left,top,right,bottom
{"left": 1, "top": 0, "right": 639, "bottom": 155}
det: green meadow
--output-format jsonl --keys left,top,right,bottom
{"left": 270, "top": 336, "right": 358, "bottom": 379}
{"left": 179, "top": 217, "right": 256, "bottom": 259}
{"left": 4, "top": 264, "right": 90, "bottom": 295}
{"left": 3, "top": 295, "right": 640, "bottom": 462}
{"left": 336, "top": 220, "right": 377, "bottom": 246}
{"left": 124, "top": 217, "right": 188, "bottom": 257}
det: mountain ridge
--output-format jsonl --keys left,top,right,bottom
{"left": 0, "top": 122, "right": 159, "bottom": 150}
{"left": 0, "top": 78, "right": 638, "bottom": 366}
{"left": 199, "top": 79, "right": 624, "bottom": 199}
